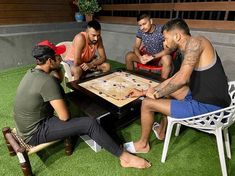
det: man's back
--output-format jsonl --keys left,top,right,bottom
{"left": 14, "top": 69, "right": 62, "bottom": 143}
{"left": 186, "top": 36, "right": 231, "bottom": 107}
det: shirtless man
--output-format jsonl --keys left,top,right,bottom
{"left": 125, "top": 13, "right": 172, "bottom": 79}
{"left": 64, "top": 20, "right": 110, "bottom": 80}
{"left": 124, "top": 18, "right": 231, "bottom": 153}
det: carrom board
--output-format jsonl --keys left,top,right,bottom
{"left": 78, "top": 71, "right": 159, "bottom": 107}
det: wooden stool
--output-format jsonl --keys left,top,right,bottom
{"left": 2, "top": 127, "right": 73, "bottom": 176}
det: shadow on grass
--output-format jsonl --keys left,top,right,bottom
{"left": 32, "top": 141, "right": 67, "bottom": 175}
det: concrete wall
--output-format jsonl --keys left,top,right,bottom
{"left": 101, "top": 23, "right": 235, "bottom": 80}
{"left": 0, "top": 22, "right": 234, "bottom": 80}
{"left": 0, "top": 22, "right": 86, "bottom": 71}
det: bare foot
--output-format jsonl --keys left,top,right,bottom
{"left": 119, "top": 151, "right": 151, "bottom": 169}
{"left": 132, "top": 141, "right": 150, "bottom": 153}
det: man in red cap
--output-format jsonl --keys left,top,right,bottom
{"left": 13, "top": 40, "right": 151, "bottom": 169}
{"left": 36, "top": 40, "right": 66, "bottom": 82}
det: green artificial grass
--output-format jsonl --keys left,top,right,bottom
{"left": 0, "top": 61, "right": 234, "bottom": 176}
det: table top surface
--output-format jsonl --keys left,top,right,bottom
{"left": 67, "top": 69, "right": 162, "bottom": 107}
{"left": 78, "top": 70, "right": 159, "bottom": 107}
{"left": 66, "top": 69, "right": 163, "bottom": 129}
{"left": 67, "top": 68, "right": 162, "bottom": 109}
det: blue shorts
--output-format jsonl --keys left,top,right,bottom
{"left": 170, "top": 91, "right": 222, "bottom": 118}
{"left": 64, "top": 60, "right": 74, "bottom": 67}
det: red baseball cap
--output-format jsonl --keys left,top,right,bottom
{"left": 37, "top": 40, "right": 66, "bottom": 55}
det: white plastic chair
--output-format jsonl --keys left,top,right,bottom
{"left": 60, "top": 61, "right": 74, "bottom": 82}
{"left": 161, "top": 81, "right": 235, "bottom": 176}
{"left": 56, "top": 41, "right": 74, "bottom": 82}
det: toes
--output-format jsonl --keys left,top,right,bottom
{"left": 120, "top": 158, "right": 151, "bottom": 169}
{"left": 139, "top": 161, "right": 151, "bottom": 169}
{"left": 143, "top": 160, "right": 151, "bottom": 168}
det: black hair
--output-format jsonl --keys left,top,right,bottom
{"left": 87, "top": 20, "right": 101, "bottom": 31}
{"left": 32, "top": 45, "right": 55, "bottom": 65}
{"left": 137, "top": 13, "right": 151, "bottom": 22}
{"left": 162, "top": 18, "right": 191, "bottom": 36}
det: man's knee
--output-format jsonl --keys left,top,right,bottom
{"left": 161, "top": 55, "right": 172, "bottom": 66}
{"left": 72, "top": 66, "right": 83, "bottom": 76}
{"left": 86, "top": 117, "right": 99, "bottom": 130}
{"left": 141, "top": 98, "right": 152, "bottom": 110}
{"left": 71, "top": 66, "right": 83, "bottom": 79}
{"left": 99, "top": 62, "right": 110, "bottom": 72}
{"left": 125, "top": 51, "right": 136, "bottom": 63}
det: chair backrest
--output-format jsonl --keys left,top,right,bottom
{"left": 228, "top": 81, "right": 235, "bottom": 106}
{"left": 176, "top": 81, "right": 235, "bottom": 131}
{"left": 56, "top": 41, "right": 72, "bottom": 60}
{"left": 56, "top": 41, "right": 74, "bottom": 82}
{"left": 228, "top": 81, "right": 235, "bottom": 125}
{"left": 61, "top": 61, "right": 74, "bottom": 82}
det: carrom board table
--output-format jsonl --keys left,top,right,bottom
{"left": 66, "top": 69, "right": 162, "bottom": 151}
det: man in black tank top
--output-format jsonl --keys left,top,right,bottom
{"left": 123, "top": 19, "right": 231, "bottom": 154}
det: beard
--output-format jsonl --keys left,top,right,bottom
{"left": 143, "top": 26, "right": 152, "bottom": 33}
{"left": 88, "top": 37, "right": 98, "bottom": 44}
{"left": 91, "top": 40, "right": 98, "bottom": 44}
{"left": 50, "top": 64, "right": 61, "bottom": 72}
{"left": 141, "top": 28, "right": 147, "bottom": 33}
{"left": 165, "top": 43, "right": 178, "bottom": 52}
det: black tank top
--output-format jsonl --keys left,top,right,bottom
{"left": 189, "top": 52, "right": 231, "bottom": 107}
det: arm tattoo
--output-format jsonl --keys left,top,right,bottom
{"left": 154, "top": 76, "right": 174, "bottom": 93}
{"left": 154, "top": 82, "right": 181, "bottom": 98}
{"left": 153, "top": 71, "right": 184, "bottom": 98}
{"left": 182, "top": 38, "right": 202, "bottom": 68}
{"left": 153, "top": 38, "right": 202, "bottom": 99}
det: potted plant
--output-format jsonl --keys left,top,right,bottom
{"left": 73, "top": 0, "right": 102, "bottom": 22}
{"left": 74, "top": 11, "right": 84, "bottom": 22}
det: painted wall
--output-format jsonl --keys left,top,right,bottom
{"left": 0, "top": 22, "right": 234, "bottom": 81}
{"left": 101, "top": 23, "right": 235, "bottom": 81}
{"left": 0, "top": 22, "right": 86, "bottom": 70}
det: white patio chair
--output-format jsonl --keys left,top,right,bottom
{"left": 56, "top": 41, "right": 74, "bottom": 83}
{"left": 60, "top": 61, "right": 74, "bottom": 82}
{"left": 161, "top": 81, "right": 235, "bottom": 176}
{"left": 56, "top": 41, "right": 74, "bottom": 93}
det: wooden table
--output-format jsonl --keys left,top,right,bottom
{"left": 66, "top": 68, "right": 162, "bottom": 151}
